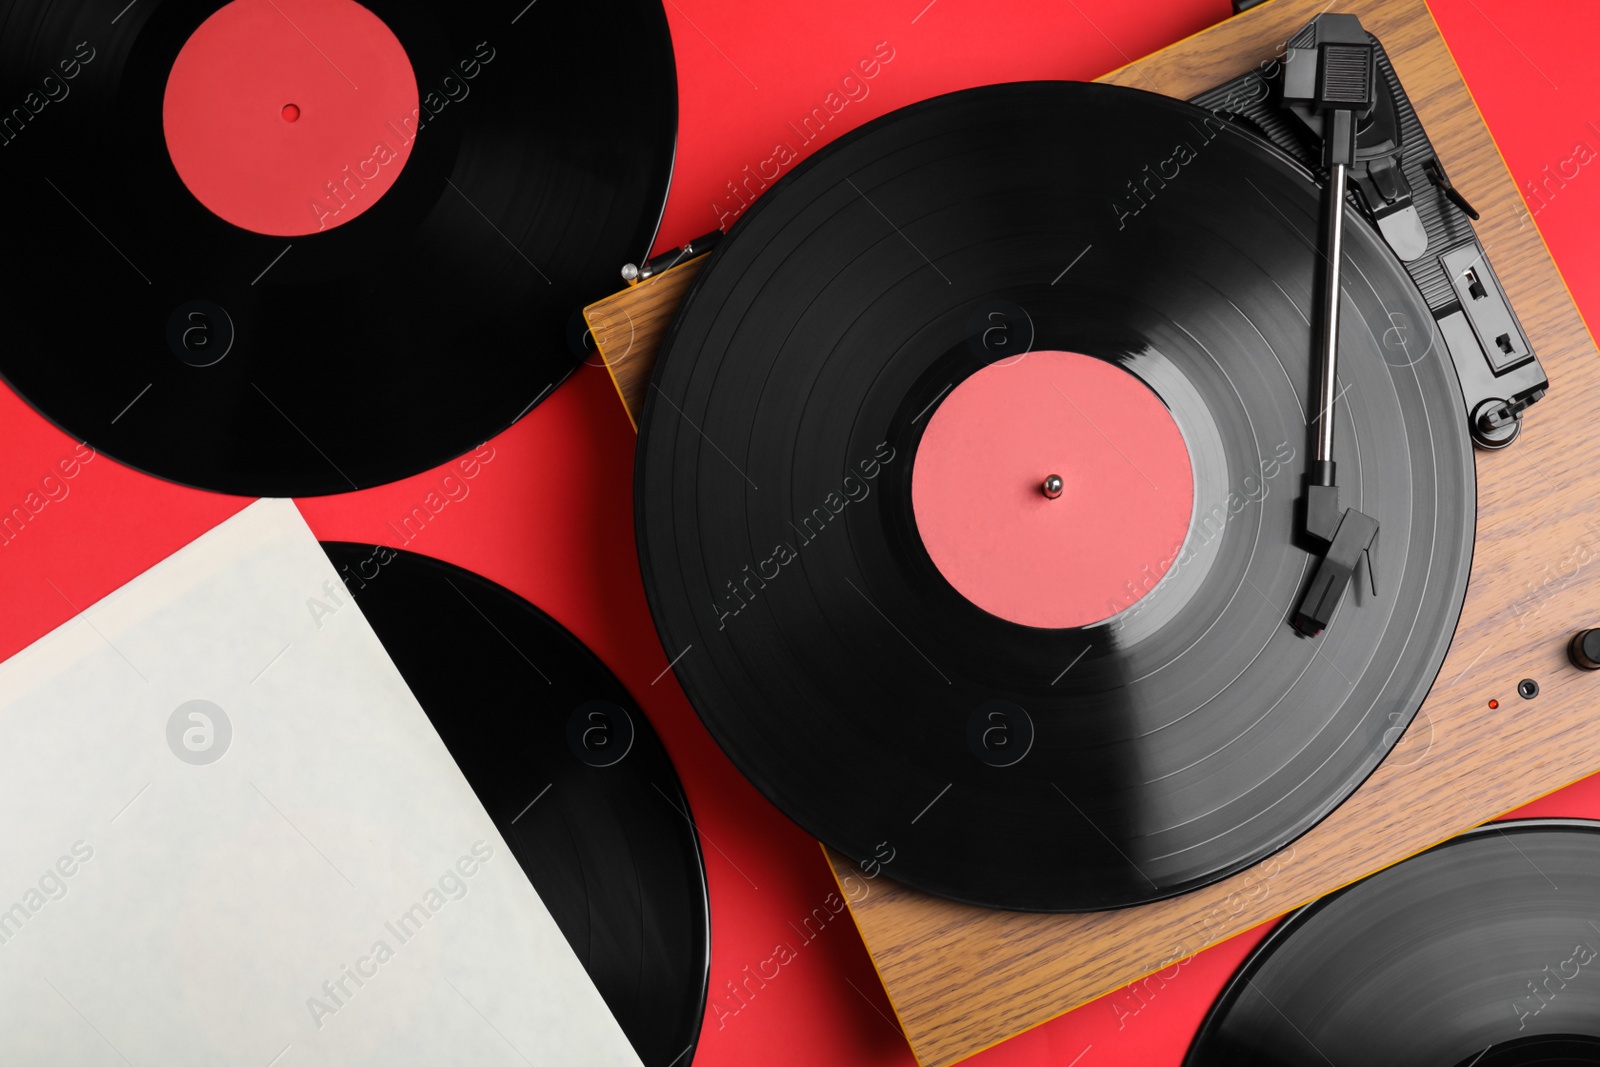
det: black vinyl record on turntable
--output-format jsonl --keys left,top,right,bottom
{"left": 320, "top": 543, "right": 709, "bottom": 1066}
{"left": 0, "top": 0, "right": 675, "bottom": 496}
{"left": 635, "top": 80, "right": 1475, "bottom": 912}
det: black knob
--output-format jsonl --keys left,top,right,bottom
{"left": 1570, "top": 629, "right": 1600, "bottom": 671}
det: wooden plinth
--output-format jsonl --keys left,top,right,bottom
{"left": 591, "top": 0, "right": 1600, "bottom": 1063}
{"left": 585, "top": 257, "right": 704, "bottom": 430}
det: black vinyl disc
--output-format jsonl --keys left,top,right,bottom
{"left": 635, "top": 82, "right": 1474, "bottom": 911}
{"left": 320, "top": 543, "right": 708, "bottom": 1066}
{"left": 1188, "top": 820, "right": 1600, "bottom": 1066}
{"left": 0, "top": 0, "right": 675, "bottom": 496}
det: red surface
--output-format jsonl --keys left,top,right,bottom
{"left": 163, "top": 0, "right": 418, "bottom": 235}
{"left": 911, "top": 351, "right": 1193, "bottom": 629}
{"left": 6, "top": 1, "right": 1600, "bottom": 1064}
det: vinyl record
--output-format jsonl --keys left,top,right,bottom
{"left": 320, "top": 543, "right": 708, "bottom": 1065}
{"left": 636, "top": 81, "right": 1474, "bottom": 911}
{"left": 1188, "top": 820, "right": 1600, "bottom": 1065}
{"left": 0, "top": 0, "right": 675, "bottom": 496}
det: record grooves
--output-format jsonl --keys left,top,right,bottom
{"left": 321, "top": 543, "right": 709, "bottom": 1066}
{"left": 1189, "top": 821, "right": 1600, "bottom": 1065}
{"left": 0, "top": 0, "right": 676, "bottom": 496}
{"left": 636, "top": 80, "right": 1475, "bottom": 912}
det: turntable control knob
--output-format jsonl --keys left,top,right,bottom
{"left": 1042, "top": 474, "right": 1064, "bottom": 500}
{"left": 1570, "top": 629, "right": 1600, "bottom": 671}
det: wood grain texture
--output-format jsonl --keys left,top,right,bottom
{"left": 823, "top": 0, "right": 1600, "bottom": 1064}
{"left": 583, "top": 257, "right": 705, "bottom": 429}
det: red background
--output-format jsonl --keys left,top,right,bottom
{"left": 4, "top": 1, "right": 1599, "bottom": 1063}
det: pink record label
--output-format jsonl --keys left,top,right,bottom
{"left": 911, "top": 350, "right": 1194, "bottom": 629}
{"left": 163, "top": 0, "right": 419, "bottom": 236}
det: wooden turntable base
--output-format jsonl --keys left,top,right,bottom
{"left": 585, "top": 0, "right": 1600, "bottom": 1062}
